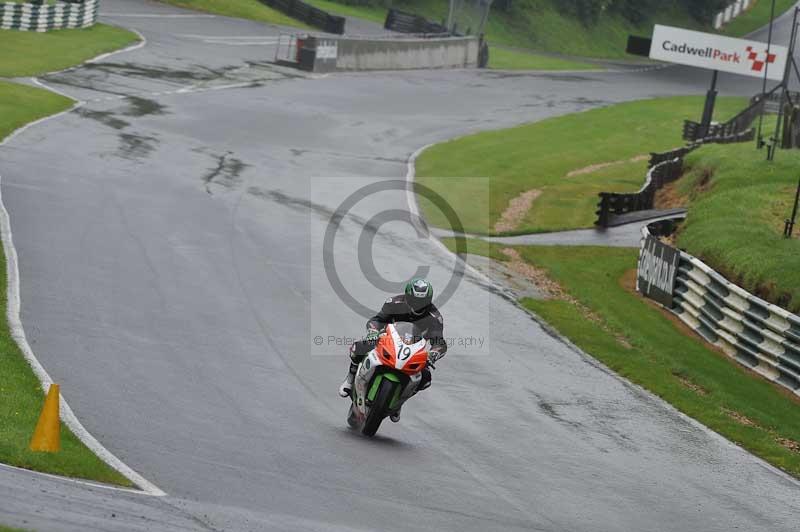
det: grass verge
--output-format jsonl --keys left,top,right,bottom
{"left": 0, "top": 24, "right": 139, "bottom": 78}
{"left": 445, "top": 240, "right": 800, "bottom": 476}
{"left": 0, "top": 525, "right": 28, "bottom": 532}
{"left": 0, "top": 80, "right": 130, "bottom": 486}
{"left": 305, "top": 0, "right": 386, "bottom": 23}
{"left": 416, "top": 96, "right": 746, "bottom": 235}
{"left": 157, "top": 0, "right": 312, "bottom": 29}
{"left": 0, "top": 81, "right": 70, "bottom": 136}
{"left": 487, "top": 47, "right": 597, "bottom": 70}
{"left": 670, "top": 142, "right": 800, "bottom": 313}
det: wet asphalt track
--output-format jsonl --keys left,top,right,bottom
{"left": 1, "top": 0, "right": 800, "bottom": 530}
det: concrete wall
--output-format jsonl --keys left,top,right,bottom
{"left": 305, "top": 36, "right": 479, "bottom": 72}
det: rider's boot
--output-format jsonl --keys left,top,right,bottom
{"left": 338, "top": 362, "right": 358, "bottom": 398}
{"left": 391, "top": 369, "right": 431, "bottom": 420}
{"left": 418, "top": 368, "right": 432, "bottom": 392}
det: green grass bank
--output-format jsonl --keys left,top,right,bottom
{"left": 672, "top": 142, "right": 800, "bottom": 313}
{"left": 158, "top": 0, "right": 311, "bottom": 28}
{"left": 416, "top": 96, "right": 746, "bottom": 235}
{"left": 445, "top": 241, "right": 800, "bottom": 477}
{"left": 0, "top": 81, "right": 71, "bottom": 138}
{"left": 0, "top": 24, "right": 138, "bottom": 77}
{"left": 487, "top": 47, "right": 598, "bottom": 71}
{"left": 153, "top": 0, "right": 797, "bottom": 67}
{"left": 0, "top": 525, "right": 28, "bottom": 532}
{"left": 313, "top": 0, "right": 797, "bottom": 60}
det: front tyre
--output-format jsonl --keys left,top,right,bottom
{"left": 362, "top": 379, "right": 394, "bottom": 437}
{"left": 346, "top": 403, "right": 358, "bottom": 429}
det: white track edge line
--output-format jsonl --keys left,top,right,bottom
{"left": 404, "top": 144, "right": 800, "bottom": 490}
{"left": 1, "top": 27, "right": 165, "bottom": 497}
{"left": 404, "top": 144, "right": 510, "bottom": 292}
{"left": 0, "top": 172, "right": 165, "bottom": 497}
{"left": 0, "top": 461, "right": 156, "bottom": 496}
{"left": 88, "top": 27, "right": 147, "bottom": 64}
{"left": 102, "top": 13, "right": 216, "bottom": 18}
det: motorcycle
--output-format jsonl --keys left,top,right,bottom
{"left": 347, "top": 321, "right": 432, "bottom": 437}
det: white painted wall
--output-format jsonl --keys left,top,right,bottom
{"left": 716, "top": 0, "right": 754, "bottom": 30}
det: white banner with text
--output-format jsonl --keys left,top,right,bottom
{"left": 650, "top": 24, "right": 788, "bottom": 81}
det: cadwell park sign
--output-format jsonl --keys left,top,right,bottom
{"left": 637, "top": 235, "right": 680, "bottom": 308}
{"left": 650, "top": 24, "right": 788, "bottom": 81}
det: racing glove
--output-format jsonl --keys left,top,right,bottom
{"left": 428, "top": 349, "right": 445, "bottom": 368}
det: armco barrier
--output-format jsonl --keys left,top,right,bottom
{"left": 258, "top": 0, "right": 344, "bottom": 34}
{"left": 648, "top": 145, "right": 695, "bottom": 167}
{"left": 594, "top": 133, "right": 757, "bottom": 227}
{"left": 638, "top": 222, "right": 800, "bottom": 396}
{"left": 595, "top": 146, "right": 694, "bottom": 227}
{"left": 384, "top": 8, "right": 448, "bottom": 35}
{"left": 752, "top": 89, "right": 800, "bottom": 114}
{"left": 0, "top": 0, "right": 98, "bottom": 31}
{"left": 294, "top": 35, "right": 479, "bottom": 72}
{"left": 683, "top": 121, "right": 756, "bottom": 144}
{"left": 682, "top": 89, "right": 793, "bottom": 143}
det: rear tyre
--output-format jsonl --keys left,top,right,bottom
{"left": 362, "top": 379, "right": 394, "bottom": 437}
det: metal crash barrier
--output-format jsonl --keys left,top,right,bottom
{"left": 637, "top": 222, "right": 800, "bottom": 396}
{"left": 258, "top": 0, "right": 345, "bottom": 34}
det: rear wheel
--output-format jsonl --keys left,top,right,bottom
{"left": 362, "top": 379, "right": 394, "bottom": 437}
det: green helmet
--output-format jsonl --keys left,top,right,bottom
{"left": 405, "top": 278, "right": 433, "bottom": 315}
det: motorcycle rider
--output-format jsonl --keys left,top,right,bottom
{"left": 338, "top": 278, "right": 447, "bottom": 422}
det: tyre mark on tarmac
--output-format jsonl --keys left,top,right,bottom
{"left": 201, "top": 151, "right": 249, "bottom": 194}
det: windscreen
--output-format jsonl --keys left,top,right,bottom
{"left": 392, "top": 322, "right": 426, "bottom": 346}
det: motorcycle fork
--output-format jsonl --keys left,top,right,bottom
{"left": 367, "top": 373, "right": 403, "bottom": 410}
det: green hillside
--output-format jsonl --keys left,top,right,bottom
{"left": 316, "top": 0, "right": 796, "bottom": 59}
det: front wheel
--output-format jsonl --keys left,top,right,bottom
{"left": 346, "top": 403, "right": 358, "bottom": 429}
{"left": 362, "top": 379, "right": 394, "bottom": 437}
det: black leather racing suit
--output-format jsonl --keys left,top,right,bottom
{"left": 348, "top": 294, "right": 447, "bottom": 390}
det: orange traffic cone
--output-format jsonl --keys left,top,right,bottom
{"left": 29, "top": 383, "right": 60, "bottom": 452}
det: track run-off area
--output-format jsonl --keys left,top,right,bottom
{"left": 1, "top": 0, "right": 800, "bottom": 530}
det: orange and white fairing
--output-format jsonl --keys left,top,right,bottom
{"left": 375, "top": 324, "right": 429, "bottom": 376}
